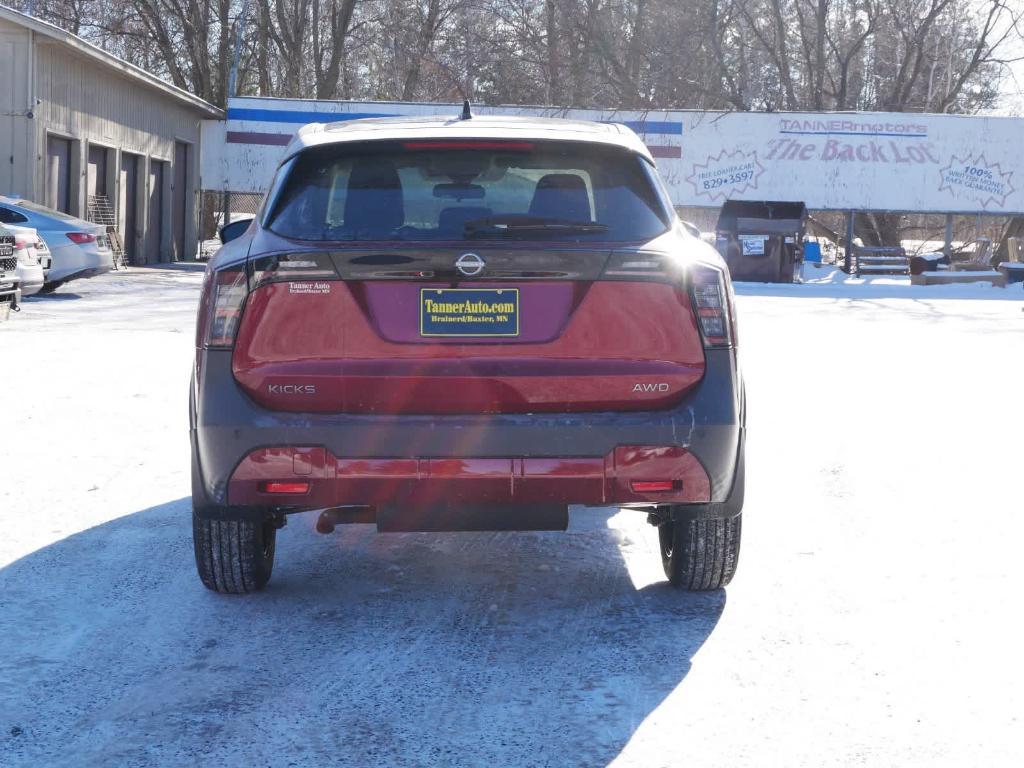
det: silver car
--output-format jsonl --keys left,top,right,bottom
{"left": 0, "top": 196, "right": 113, "bottom": 292}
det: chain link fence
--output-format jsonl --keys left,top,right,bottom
{"left": 198, "top": 191, "right": 263, "bottom": 259}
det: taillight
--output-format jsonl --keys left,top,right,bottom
{"left": 13, "top": 235, "right": 38, "bottom": 265}
{"left": 688, "top": 265, "right": 735, "bottom": 348}
{"left": 249, "top": 252, "right": 338, "bottom": 289}
{"left": 197, "top": 266, "right": 248, "bottom": 348}
{"left": 602, "top": 251, "right": 679, "bottom": 281}
{"left": 600, "top": 252, "right": 737, "bottom": 347}
{"left": 66, "top": 232, "right": 96, "bottom": 245}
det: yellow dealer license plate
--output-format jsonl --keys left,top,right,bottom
{"left": 420, "top": 288, "right": 520, "bottom": 337}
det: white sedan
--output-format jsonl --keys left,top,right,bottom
{"left": 5, "top": 224, "right": 48, "bottom": 296}
{"left": 0, "top": 196, "right": 113, "bottom": 292}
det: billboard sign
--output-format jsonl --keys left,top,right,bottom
{"left": 202, "top": 97, "right": 1024, "bottom": 214}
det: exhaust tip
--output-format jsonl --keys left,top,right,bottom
{"left": 316, "top": 506, "right": 377, "bottom": 533}
{"left": 315, "top": 512, "right": 336, "bottom": 534}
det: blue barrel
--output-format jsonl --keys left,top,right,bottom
{"left": 804, "top": 241, "right": 822, "bottom": 263}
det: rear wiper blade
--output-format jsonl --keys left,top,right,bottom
{"left": 464, "top": 215, "right": 608, "bottom": 236}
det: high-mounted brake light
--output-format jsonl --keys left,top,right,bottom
{"left": 689, "top": 265, "right": 735, "bottom": 348}
{"left": 401, "top": 141, "right": 535, "bottom": 151}
{"left": 197, "top": 266, "right": 248, "bottom": 348}
{"left": 66, "top": 232, "right": 96, "bottom": 245}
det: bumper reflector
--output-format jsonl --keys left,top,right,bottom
{"left": 629, "top": 480, "right": 679, "bottom": 493}
{"left": 261, "top": 481, "right": 310, "bottom": 495}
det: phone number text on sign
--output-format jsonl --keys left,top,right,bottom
{"left": 687, "top": 150, "right": 766, "bottom": 201}
{"left": 702, "top": 170, "right": 757, "bottom": 190}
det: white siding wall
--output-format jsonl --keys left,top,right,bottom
{"left": 15, "top": 35, "right": 209, "bottom": 261}
{"left": 0, "top": 19, "right": 33, "bottom": 198}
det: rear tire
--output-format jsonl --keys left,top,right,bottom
{"left": 192, "top": 511, "right": 276, "bottom": 594}
{"left": 659, "top": 514, "right": 742, "bottom": 590}
{"left": 660, "top": 439, "right": 744, "bottom": 590}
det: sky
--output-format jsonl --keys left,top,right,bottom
{"left": 1004, "top": 58, "right": 1024, "bottom": 115}
{"left": 991, "top": 1, "right": 1024, "bottom": 115}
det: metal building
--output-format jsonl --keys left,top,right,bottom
{"left": 0, "top": 5, "right": 222, "bottom": 263}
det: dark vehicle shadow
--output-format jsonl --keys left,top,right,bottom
{"left": 0, "top": 499, "right": 725, "bottom": 767}
{"left": 24, "top": 292, "right": 83, "bottom": 301}
{"left": 156, "top": 262, "right": 207, "bottom": 272}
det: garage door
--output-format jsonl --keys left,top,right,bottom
{"left": 120, "top": 153, "right": 140, "bottom": 265}
{"left": 147, "top": 160, "right": 166, "bottom": 263}
{"left": 172, "top": 142, "right": 189, "bottom": 261}
{"left": 87, "top": 145, "right": 109, "bottom": 200}
{"left": 46, "top": 136, "right": 73, "bottom": 214}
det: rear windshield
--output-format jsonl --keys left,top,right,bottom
{"left": 3, "top": 199, "right": 80, "bottom": 223}
{"left": 266, "top": 141, "right": 673, "bottom": 242}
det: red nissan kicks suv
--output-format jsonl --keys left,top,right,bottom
{"left": 191, "top": 113, "right": 745, "bottom": 594}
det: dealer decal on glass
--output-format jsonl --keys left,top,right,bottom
{"left": 420, "top": 288, "right": 520, "bottom": 337}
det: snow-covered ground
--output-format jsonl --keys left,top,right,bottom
{"left": 2, "top": 267, "right": 1023, "bottom": 767}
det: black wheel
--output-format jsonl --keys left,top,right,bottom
{"left": 189, "top": 397, "right": 274, "bottom": 594}
{"left": 37, "top": 282, "right": 62, "bottom": 295}
{"left": 659, "top": 514, "right": 742, "bottom": 590}
{"left": 192, "top": 510, "right": 276, "bottom": 594}
{"left": 660, "top": 440, "right": 744, "bottom": 590}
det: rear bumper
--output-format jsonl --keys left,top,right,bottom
{"left": 47, "top": 264, "right": 112, "bottom": 285}
{"left": 192, "top": 348, "right": 745, "bottom": 513}
{"left": 228, "top": 444, "right": 712, "bottom": 508}
{"left": 45, "top": 243, "right": 114, "bottom": 284}
{"left": 16, "top": 263, "right": 45, "bottom": 296}
{"left": 19, "top": 278, "right": 44, "bottom": 296}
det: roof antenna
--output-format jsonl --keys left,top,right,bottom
{"left": 460, "top": 99, "right": 472, "bottom": 120}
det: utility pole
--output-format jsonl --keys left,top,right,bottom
{"left": 845, "top": 211, "right": 855, "bottom": 273}
{"left": 227, "top": 0, "right": 253, "bottom": 100}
